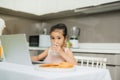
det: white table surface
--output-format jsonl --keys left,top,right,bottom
{"left": 0, "top": 62, "right": 111, "bottom": 80}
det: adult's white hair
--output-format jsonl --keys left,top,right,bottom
{"left": 0, "top": 18, "right": 6, "bottom": 29}
{"left": 0, "top": 18, "right": 6, "bottom": 35}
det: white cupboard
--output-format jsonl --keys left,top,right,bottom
{"left": 0, "top": 0, "right": 119, "bottom": 15}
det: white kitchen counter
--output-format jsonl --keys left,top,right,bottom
{"left": 29, "top": 43, "right": 120, "bottom": 54}
{"left": 29, "top": 47, "right": 120, "bottom": 54}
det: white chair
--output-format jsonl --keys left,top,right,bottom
{"left": 74, "top": 56, "right": 107, "bottom": 68}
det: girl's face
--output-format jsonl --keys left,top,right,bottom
{"left": 50, "top": 30, "right": 66, "bottom": 47}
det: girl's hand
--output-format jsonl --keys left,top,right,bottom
{"left": 51, "top": 45, "right": 64, "bottom": 54}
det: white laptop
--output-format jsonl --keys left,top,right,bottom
{"left": 0, "top": 34, "right": 32, "bottom": 66}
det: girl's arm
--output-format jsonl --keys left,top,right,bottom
{"left": 31, "top": 48, "right": 49, "bottom": 61}
{"left": 59, "top": 48, "right": 77, "bottom": 65}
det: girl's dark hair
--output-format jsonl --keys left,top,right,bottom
{"left": 50, "top": 23, "right": 67, "bottom": 37}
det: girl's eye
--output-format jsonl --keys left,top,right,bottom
{"left": 52, "top": 38, "right": 55, "bottom": 39}
{"left": 51, "top": 37, "right": 55, "bottom": 39}
{"left": 57, "top": 37, "right": 61, "bottom": 39}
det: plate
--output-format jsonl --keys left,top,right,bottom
{"left": 34, "top": 64, "right": 76, "bottom": 72}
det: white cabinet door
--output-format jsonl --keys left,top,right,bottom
{"left": 36, "top": 0, "right": 57, "bottom": 15}
{"left": 0, "top": 0, "right": 119, "bottom": 15}
{"left": 56, "top": 0, "right": 89, "bottom": 12}
{"left": 56, "top": 0, "right": 119, "bottom": 12}
{"left": 0, "top": 0, "right": 15, "bottom": 10}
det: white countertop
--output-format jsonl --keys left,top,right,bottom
{"left": 29, "top": 47, "right": 120, "bottom": 54}
{"left": 29, "top": 43, "right": 120, "bottom": 54}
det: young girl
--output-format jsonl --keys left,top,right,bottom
{"left": 31, "top": 23, "right": 77, "bottom": 65}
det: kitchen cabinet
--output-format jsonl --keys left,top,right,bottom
{"left": 74, "top": 52, "right": 120, "bottom": 80}
{"left": 56, "top": 0, "right": 119, "bottom": 12}
{"left": 0, "top": 0, "right": 57, "bottom": 15}
{"left": 0, "top": 0, "right": 119, "bottom": 16}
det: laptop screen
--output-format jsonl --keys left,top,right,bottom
{"left": 0, "top": 34, "right": 32, "bottom": 66}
